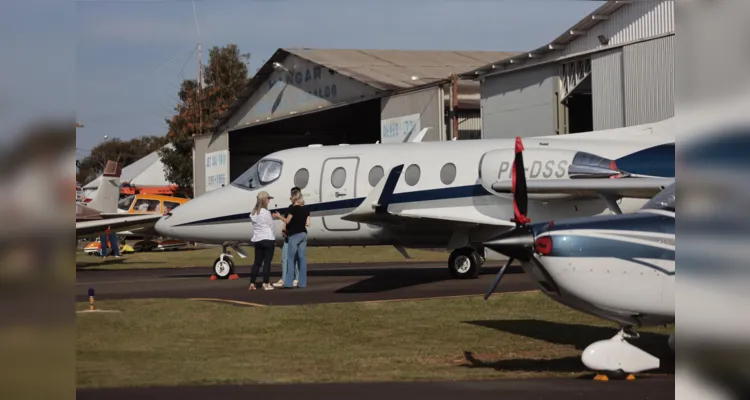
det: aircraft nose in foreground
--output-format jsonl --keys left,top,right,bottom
{"left": 154, "top": 193, "right": 204, "bottom": 240}
{"left": 154, "top": 209, "right": 177, "bottom": 238}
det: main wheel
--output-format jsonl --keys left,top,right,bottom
{"left": 212, "top": 256, "right": 235, "bottom": 279}
{"left": 448, "top": 248, "right": 481, "bottom": 279}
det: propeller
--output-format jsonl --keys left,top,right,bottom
{"left": 484, "top": 137, "right": 536, "bottom": 300}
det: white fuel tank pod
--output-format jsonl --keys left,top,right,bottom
{"left": 581, "top": 330, "right": 661, "bottom": 374}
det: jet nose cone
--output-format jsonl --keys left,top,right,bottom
{"left": 154, "top": 214, "right": 175, "bottom": 237}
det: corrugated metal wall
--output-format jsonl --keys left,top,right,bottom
{"left": 591, "top": 49, "right": 625, "bottom": 130}
{"left": 193, "top": 132, "right": 229, "bottom": 197}
{"left": 380, "top": 86, "right": 444, "bottom": 142}
{"left": 456, "top": 110, "right": 481, "bottom": 140}
{"left": 480, "top": 65, "right": 557, "bottom": 139}
{"left": 563, "top": 1, "right": 674, "bottom": 57}
{"left": 623, "top": 35, "right": 675, "bottom": 126}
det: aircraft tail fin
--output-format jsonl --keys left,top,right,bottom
{"left": 86, "top": 161, "right": 122, "bottom": 213}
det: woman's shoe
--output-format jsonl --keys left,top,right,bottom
{"left": 248, "top": 284, "right": 256, "bottom": 291}
{"left": 263, "top": 283, "right": 275, "bottom": 291}
{"left": 272, "top": 280, "right": 284, "bottom": 288}
{"left": 293, "top": 279, "right": 299, "bottom": 288}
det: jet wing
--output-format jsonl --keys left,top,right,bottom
{"left": 491, "top": 177, "right": 674, "bottom": 199}
{"left": 341, "top": 165, "right": 514, "bottom": 229}
{"left": 76, "top": 214, "right": 163, "bottom": 239}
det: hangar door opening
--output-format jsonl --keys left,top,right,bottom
{"left": 559, "top": 59, "right": 593, "bottom": 134}
{"left": 228, "top": 99, "right": 381, "bottom": 182}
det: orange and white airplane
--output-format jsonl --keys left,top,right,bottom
{"left": 78, "top": 163, "right": 192, "bottom": 253}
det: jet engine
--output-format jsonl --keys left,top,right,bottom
{"left": 478, "top": 147, "right": 623, "bottom": 200}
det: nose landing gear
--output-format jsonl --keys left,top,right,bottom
{"left": 211, "top": 245, "right": 240, "bottom": 280}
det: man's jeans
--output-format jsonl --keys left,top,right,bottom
{"left": 99, "top": 232, "right": 120, "bottom": 257}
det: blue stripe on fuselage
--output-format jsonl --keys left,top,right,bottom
{"left": 174, "top": 184, "right": 493, "bottom": 227}
{"left": 542, "top": 234, "right": 675, "bottom": 275}
{"left": 532, "top": 212, "right": 675, "bottom": 236}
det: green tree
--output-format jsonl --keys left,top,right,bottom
{"left": 76, "top": 135, "right": 168, "bottom": 184}
{"left": 160, "top": 44, "right": 250, "bottom": 189}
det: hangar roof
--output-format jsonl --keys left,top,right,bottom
{"left": 211, "top": 48, "right": 519, "bottom": 131}
{"left": 283, "top": 48, "right": 520, "bottom": 90}
{"left": 459, "top": 0, "right": 633, "bottom": 78}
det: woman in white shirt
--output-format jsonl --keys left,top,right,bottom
{"left": 248, "top": 191, "right": 276, "bottom": 291}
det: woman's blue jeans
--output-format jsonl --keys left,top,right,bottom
{"left": 281, "top": 240, "right": 299, "bottom": 283}
{"left": 284, "top": 233, "right": 307, "bottom": 288}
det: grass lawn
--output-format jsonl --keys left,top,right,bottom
{"left": 76, "top": 245, "right": 448, "bottom": 271}
{"left": 76, "top": 292, "right": 674, "bottom": 388}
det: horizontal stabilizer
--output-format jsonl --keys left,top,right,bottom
{"left": 492, "top": 177, "right": 674, "bottom": 199}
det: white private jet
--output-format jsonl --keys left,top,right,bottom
{"left": 76, "top": 161, "right": 163, "bottom": 239}
{"left": 483, "top": 138, "right": 674, "bottom": 379}
{"left": 155, "top": 119, "right": 675, "bottom": 279}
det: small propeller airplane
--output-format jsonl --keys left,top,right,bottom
{"left": 76, "top": 161, "right": 164, "bottom": 239}
{"left": 483, "top": 137, "right": 675, "bottom": 379}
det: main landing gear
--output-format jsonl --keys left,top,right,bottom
{"left": 212, "top": 245, "right": 240, "bottom": 280}
{"left": 448, "top": 247, "right": 485, "bottom": 279}
{"left": 581, "top": 326, "right": 661, "bottom": 381}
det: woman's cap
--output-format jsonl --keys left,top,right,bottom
{"left": 257, "top": 191, "right": 273, "bottom": 200}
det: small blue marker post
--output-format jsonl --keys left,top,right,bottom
{"left": 88, "top": 288, "right": 95, "bottom": 311}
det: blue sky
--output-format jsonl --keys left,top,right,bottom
{"left": 74, "top": 0, "right": 604, "bottom": 157}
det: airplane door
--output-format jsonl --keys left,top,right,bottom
{"left": 321, "top": 157, "right": 360, "bottom": 231}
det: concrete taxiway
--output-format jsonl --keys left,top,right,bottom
{"left": 77, "top": 376, "right": 675, "bottom": 400}
{"left": 76, "top": 261, "right": 536, "bottom": 305}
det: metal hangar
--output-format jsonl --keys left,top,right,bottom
{"left": 462, "top": 0, "right": 675, "bottom": 139}
{"left": 193, "top": 48, "right": 518, "bottom": 196}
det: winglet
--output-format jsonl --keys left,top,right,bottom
{"left": 342, "top": 164, "right": 404, "bottom": 222}
{"left": 409, "top": 127, "right": 431, "bottom": 143}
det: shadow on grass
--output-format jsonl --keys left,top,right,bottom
{"left": 462, "top": 319, "right": 674, "bottom": 375}
{"left": 333, "top": 265, "right": 525, "bottom": 293}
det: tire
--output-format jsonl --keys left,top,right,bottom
{"left": 448, "top": 248, "right": 481, "bottom": 279}
{"left": 212, "top": 256, "right": 235, "bottom": 279}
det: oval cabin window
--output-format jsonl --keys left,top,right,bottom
{"left": 331, "top": 167, "right": 346, "bottom": 189}
{"left": 368, "top": 166, "right": 384, "bottom": 187}
{"left": 404, "top": 164, "right": 421, "bottom": 186}
{"left": 440, "top": 163, "right": 457, "bottom": 185}
{"left": 294, "top": 168, "right": 309, "bottom": 189}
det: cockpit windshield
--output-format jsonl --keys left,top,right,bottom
{"left": 641, "top": 182, "right": 675, "bottom": 212}
{"left": 118, "top": 195, "right": 135, "bottom": 211}
{"left": 232, "top": 159, "right": 283, "bottom": 190}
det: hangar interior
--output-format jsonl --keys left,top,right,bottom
{"left": 227, "top": 99, "right": 381, "bottom": 182}
{"left": 464, "top": 0, "right": 675, "bottom": 139}
{"left": 194, "top": 48, "right": 518, "bottom": 196}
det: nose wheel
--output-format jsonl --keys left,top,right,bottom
{"left": 448, "top": 247, "right": 483, "bottom": 279}
{"left": 212, "top": 245, "right": 237, "bottom": 280}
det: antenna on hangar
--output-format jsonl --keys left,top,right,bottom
{"left": 193, "top": 0, "right": 204, "bottom": 136}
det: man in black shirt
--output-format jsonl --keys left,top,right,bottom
{"left": 272, "top": 188, "right": 310, "bottom": 288}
